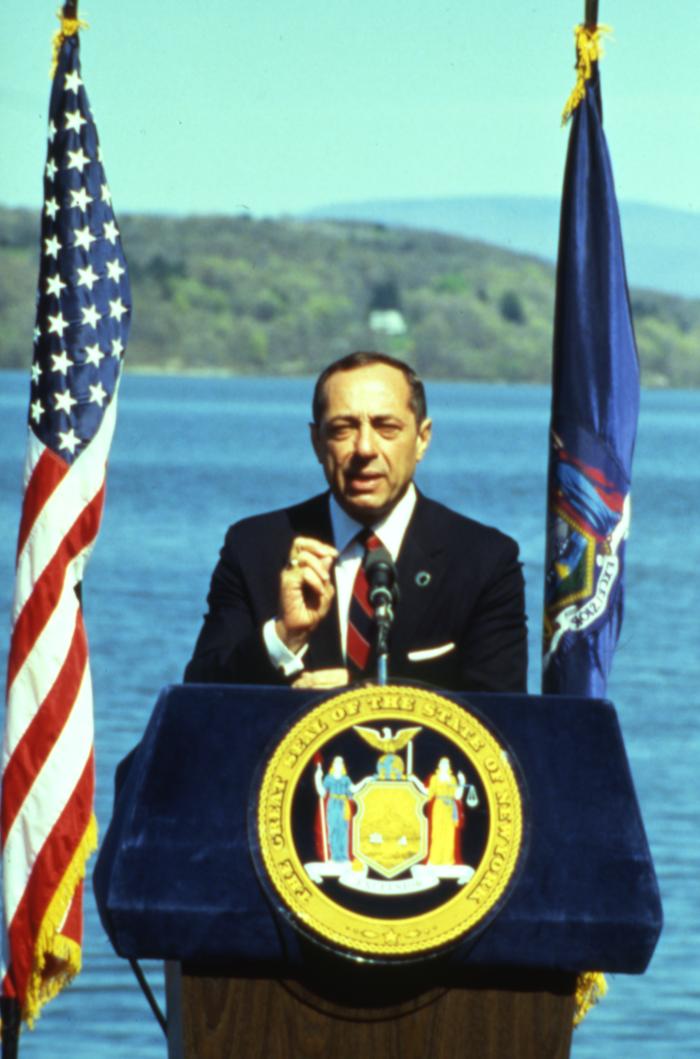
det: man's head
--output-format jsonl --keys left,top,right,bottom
{"left": 310, "top": 352, "right": 432, "bottom": 525}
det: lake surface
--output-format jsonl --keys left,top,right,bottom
{"left": 0, "top": 373, "right": 698, "bottom": 1057}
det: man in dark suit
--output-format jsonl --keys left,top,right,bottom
{"left": 185, "top": 352, "right": 527, "bottom": 692}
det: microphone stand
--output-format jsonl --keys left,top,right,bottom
{"left": 372, "top": 589, "right": 394, "bottom": 686}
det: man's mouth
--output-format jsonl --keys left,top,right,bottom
{"left": 346, "top": 471, "right": 383, "bottom": 493}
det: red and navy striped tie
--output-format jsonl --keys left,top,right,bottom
{"left": 347, "top": 531, "right": 382, "bottom": 676}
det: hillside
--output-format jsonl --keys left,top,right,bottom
{"left": 1, "top": 207, "right": 698, "bottom": 386}
{"left": 308, "top": 196, "right": 700, "bottom": 300}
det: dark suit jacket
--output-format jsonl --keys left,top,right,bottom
{"left": 184, "top": 491, "right": 527, "bottom": 693}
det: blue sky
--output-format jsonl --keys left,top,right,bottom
{"left": 1, "top": 1, "right": 698, "bottom": 217}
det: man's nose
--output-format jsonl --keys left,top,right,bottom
{"left": 355, "top": 423, "right": 377, "bottom": 458}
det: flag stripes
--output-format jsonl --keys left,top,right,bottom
{"left": 2, "top": 617, "right": 88, "bottom": 839}
{"left": 4, "top": 646, "right": 94, "bottom": 923}
{"left": 7, "top": 484, "right": 105, "bottom": 689}
{"left": 4, "top": 764, "right": 95, "bottom": 1012}
{"left": 16, "top": 451, "right": 69, "bottom": 560}
{"left": 1, "top": 22, "right": 130, "bottom": 1025}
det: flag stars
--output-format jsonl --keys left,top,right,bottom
{"left": 64, "top": 110, "right": 87, "bottom": 133}
{"left": 64, "top": 69, "right": 83, "bottom": 94}
{"left": 106, "top": 258, "right": 125, "bottom": 283}
{"left": 58, "top": 428, "right": 80, "bottom": 455}
{"left": 73, "top": 225, "right": 97, "bottom": 251}
{"left": 88, "top": 381, "right": 107, "bottom": 407}
{"left": 84, "top": 343, "right": 105, "bottom": 367}
{"left": 81, "top": 304, "right": 101, "bottom": 329}
{"left": 44, "top": 234, "right": 62, "bottom": 258}
{"left": 51, "top": 350, "right": 72, "bottom": 375}
{"left": 67, "top": 147, "right": 90, "bottom": 174}
{"left": 46, "top": 273, "right": 67, "bottom": 297}
{"left": 77, "top": 264, "right": 99, "bottom": 290}
{"left": 69, "top": 187, "right": 93, "bottom": 212}
{"left": 109, "top": 297, "right": 128, "bottom": 322}
{"left": 30, "top": 399, "right": 45, "bottom": 423}
{"left": 54, "top": 389, "right": 78, "bottom": 415}
{"left": 30, "top": 58, "right": 128, "bottom": 462}
{"left": 103, "top": 220, "right": 119, "bottom": 245}
{"left": 47, "top": 311, "right": 69, "bottom": 337}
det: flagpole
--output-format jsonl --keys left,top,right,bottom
{"left": 0, "top": 998, "right": 20, "bottom": 1059}
{"left": 585, "top": 0, "right": 599, "bottom": 27}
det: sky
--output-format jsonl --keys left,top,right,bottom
{"left": 1, "top": 1, "right": 699, "bottom": 218}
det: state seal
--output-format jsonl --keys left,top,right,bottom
{"left": 256, "top": 685, "right": 524, "bottom": 959}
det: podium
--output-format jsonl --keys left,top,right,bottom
{"left": 94, "top": 684, "right": 661, "bottom": 1058}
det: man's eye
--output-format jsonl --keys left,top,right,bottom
{"left": 378, "top": 424, "right": 401, "bottom": 438}
{"left": 328, "top": 425, "right": 352, "bottom": 439}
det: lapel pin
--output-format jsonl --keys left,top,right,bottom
{"left": 415, "top": 571, "right": 431, "bottom": 588}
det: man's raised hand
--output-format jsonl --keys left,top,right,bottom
{"left": 275, "top": 536, "right": 338, "bottom": 653}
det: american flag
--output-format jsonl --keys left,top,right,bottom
{"left": 1, "top": 25, "right": 130, "bottom": 1025}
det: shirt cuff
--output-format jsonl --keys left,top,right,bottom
{"left": 263, "top": 618, "right": 308, "bottom": 677}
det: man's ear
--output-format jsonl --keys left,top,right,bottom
{"left": 309, "top": 422, "right": 322, "bottom": 462}
{"left": 415, "top": 418, "right": 432, "bottom": 463}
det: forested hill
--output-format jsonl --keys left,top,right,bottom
{"left": 1, "top": 207, "right": 698, "bottom": 386}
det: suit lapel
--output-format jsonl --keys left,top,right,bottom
{"left": 393, "top": 495, "right": 449, "bottom": 659}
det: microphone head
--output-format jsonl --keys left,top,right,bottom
{"left": 364, "top": 545, "right": 399, "bottom": 605}
{"left": 363, "top": 543, "right": 394, "bottom": 581}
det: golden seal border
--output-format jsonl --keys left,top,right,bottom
{"left": 257, "top": 685, "right": 523, "bottom": 958}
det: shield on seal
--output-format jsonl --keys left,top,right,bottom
{"left": 352, "top": 780, "right": 428, "bottom": 878}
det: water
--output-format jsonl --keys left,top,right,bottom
{"left": 0, "top": 373, "right": 698, "bottom": 1057}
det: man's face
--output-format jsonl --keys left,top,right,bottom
{"left": 311, "top": 363, "right": 432, "bottom": 525}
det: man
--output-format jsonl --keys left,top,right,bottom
{"left": 185, "top": 352, "right": 527, "bottom": 691}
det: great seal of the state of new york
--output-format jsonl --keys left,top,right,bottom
{"left": 256, "top": 685, "right": 525, "bottom": 959}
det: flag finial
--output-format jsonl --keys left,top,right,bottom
{"left": 50, "top": 7, "right": 89, "bottom": 78}
{"left": 561, "top": 23, "right": 611, "bottom": 126}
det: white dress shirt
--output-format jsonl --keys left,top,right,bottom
{"left": 263, "top": 484, "right": 418, "bottom": 676}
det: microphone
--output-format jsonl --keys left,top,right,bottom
{"left": 363, "top": 545, "right": 397, "bottom": 684}
{"left": 363, "top": 545, "right": 399, "bottom": 611}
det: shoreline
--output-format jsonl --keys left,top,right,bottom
{"left": 0, "top": 365, "right": 682, "bottom": 389}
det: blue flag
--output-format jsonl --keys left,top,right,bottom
{"left": 542, "top": 51, "right": 640, "bottom": 698}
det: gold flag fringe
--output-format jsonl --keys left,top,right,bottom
{"left": 23, "top": 813, "right": 98, "bottom": 1027}
{"left": 574, "top": 970, "right": 609, "bottom": 1026}
{"left": 561, "top": 23, "right": 612, "bottom": 125}
{"left": 50, "top": 9, "right": 89, "bottom": 78}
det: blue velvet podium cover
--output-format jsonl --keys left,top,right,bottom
{"left": 93, "top": 684, "right": 661, "bottom": 974}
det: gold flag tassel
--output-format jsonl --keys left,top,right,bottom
{"left": 50, "top": 8, "right": 89, "bottom": 78}
{"left": 561, "top": 23, "right": 611, "bottom": 125}
{"left": 574, "top": 970, "right": 609, "bottom": 1026}
{"left": 24, "top": 813, "right": 98, "bottom": 1025}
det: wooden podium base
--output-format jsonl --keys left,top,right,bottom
{"left": 170, "top": 964, "right": 576, "bottom": 1059}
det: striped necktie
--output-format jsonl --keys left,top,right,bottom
{"left": 347, "top": 531, "right": 381, "bottom": 676}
